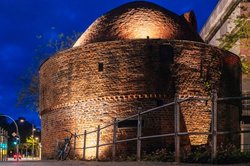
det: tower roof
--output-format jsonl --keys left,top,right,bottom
{"left": 73, "top": 1, "right": 203, "bottom": 47}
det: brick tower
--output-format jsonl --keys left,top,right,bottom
{"left": 39, "top": 1, "right": 241, "bottom": 159}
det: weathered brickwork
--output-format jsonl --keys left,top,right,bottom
{"left": 73, "top": 1, "right": 203, "bottom": 47}
{"left": 40, "top": 1, "right": 241, "bottom": 160}
{"left": 40, "top": 39, "right": 241, "bottom": 159}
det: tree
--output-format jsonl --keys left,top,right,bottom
{"left": 0, "top": 115, "right": 9, "bottom": 130}
{"left": 25, "top": 136, "right": 39, "bottom": 156}
{"left": 25, "top": 136, "right": 39, "bottom": 149}
{"left": 217, "top": 2, "right": 250, "bottom": 75}
{"left": 17, "top": 31, "right": 81, "bottom": 111}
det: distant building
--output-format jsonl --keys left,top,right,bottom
{"left": 200, "top": 0, "right": 250, "bottom": 151}
{"left": 0, "top": 127, "right": 8, "bottom": 161}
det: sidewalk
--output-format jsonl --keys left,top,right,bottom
{"left": 1, "top": 160, "right": 250, "bottom": 166}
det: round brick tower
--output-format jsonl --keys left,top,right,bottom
{"left": 40, "top": 1, "right": 241, "bottom": 159}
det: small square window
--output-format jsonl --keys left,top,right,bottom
{"left": 117, "top": 118, "right": 144, "bottom": 128}
{"left": 156, "top": 100, "right": 164, "bottom": 106}
{"left": 159, "top": 45, "right": 174, "bottom": 64}
{"left": 118, "top": 120, "right": 138, "bottom": 128}
{"left": 98, "top": 62, "right": 103, "bottom": 72}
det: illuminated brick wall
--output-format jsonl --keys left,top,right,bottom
{"left": 73, "top": 1, "right": 202, "bottom": 47}
{"left": 40, "top": 40, "right": 241, "bottom": 159}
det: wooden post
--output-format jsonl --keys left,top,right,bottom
{"left": 211, "top": 90, "right": 218, "bottom": 163}
{"left": 83, "top": 130, "right": 87, "bottom": 160}
{"left": 174, "top": 94, "right": 180, "bottom": 164}
{"left": 136, "top": 111, "right": 142, "bottom": 161}
{"left": 96, "top": 125, "right": 100, "bottom": 161}
{"left": 112, "top": 118, "right": 117, "bottom": 161}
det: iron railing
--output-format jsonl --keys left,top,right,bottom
{"left": 242, "top": 92, "right": 250, "bottom": 116}
{"left": 68, "top": 90, "right": 250, "bottom": 163}
{"left": 241, "top": 144, "right": 250, "bottom": 152}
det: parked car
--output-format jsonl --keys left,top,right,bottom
{"left": 13, "top": 154, "right": 22, "bottom": 159}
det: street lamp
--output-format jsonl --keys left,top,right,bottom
{"left": 0, "top": 115, "right": 23, "bottom": 162}
{"left": 32, "top": 123, "right": 36, "bottom": 159}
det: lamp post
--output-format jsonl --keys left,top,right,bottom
{"left": 32, "top": 123, "right": 36, "bottom": 159}
{"left": 0, "top": 115, "right": 21, "bottom": 162}
{"left": 35, "top": 137, "right": 39, "bottom": 159}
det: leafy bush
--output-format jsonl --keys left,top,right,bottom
{"left": 184, "top": 144, "right": 250, "bottom": 164}
{"left": 216, "top": 144, "right": 250, "bottom": 164}
{"left": 142, "top": 148, "right": 174, "bottom": 162}
{"left": 183, "top": 145, "right": 211, "bottom": 163}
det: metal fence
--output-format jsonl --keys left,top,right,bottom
{"left": 242, "top": 92, "right": 250, "bottom": 116}
{"left": 241, "top": 144, "right": 250, "bottom": 152}
{"left": 69, "top": 90, "right": 250, "bottom": 163}
{"left": 0, "top": 127, "right": 8, "bottom": 161}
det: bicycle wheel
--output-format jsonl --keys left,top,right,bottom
{"left": 62, "top": 144, "right": 71, "bottom": 160}
{"left": 56, "top": 141, "right": 64, "bottom": 160}
{"left": 56, "top": 150, "right": 63, "bottom": 161}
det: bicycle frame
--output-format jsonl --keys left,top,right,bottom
{"left": 57, "top": 130, "right": 75, "bottom": 160}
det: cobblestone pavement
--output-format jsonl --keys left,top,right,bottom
{"left": 1, "top": 161, "right": 250, "bottom": 166}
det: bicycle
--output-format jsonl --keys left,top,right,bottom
{"left": 56, "top": 130, "right": 76, "bottom": 160}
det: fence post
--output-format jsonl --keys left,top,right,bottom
{"left": 211, "top": 90, "right": 218, "bottom": 163}
{"left": 137, "top": 110, "right": 142, "bottom": 161}
{"left": 73, "top": 133, "right": 76, "bottom": 159}
{"left": 112, "top": 118, "right": 117, "bottom": 161}
{"left": 174, "top": 94, "right": 180, "bottom": 164}
{"left": 83, "top": 130, "right": 87, "bottom": 160}
{"left": 96, "top": 125, "right": 100, "bottom": 161}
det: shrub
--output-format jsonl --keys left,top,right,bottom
{"left": 184, "top": 144, "right": 250, "bottom": 164}
{"left": 142, "top": 148, "right": 174, "bottom": 162}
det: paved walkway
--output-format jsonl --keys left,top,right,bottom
{"left": 1, "top": 160, "right": 250, "bottom": 166}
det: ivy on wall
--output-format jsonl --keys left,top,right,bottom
{"left": 217, "top": 3, "right": 250, "bottom": 75}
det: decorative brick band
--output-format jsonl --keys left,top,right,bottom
{"left": 40, "top": 93, "right": 169, "bottom": 115}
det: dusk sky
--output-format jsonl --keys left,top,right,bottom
{"left": 0, "top": 0, "right": 219, "bottom": 127}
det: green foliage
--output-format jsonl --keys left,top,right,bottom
{"left": 218, "top": 14, "right": 250, "bottom": 50}
{"left": 241, "top": 57, "right": 250, "bottom": 74}
{"left": 184, "top": 144, "right": 250, "bottom": 164}
{"left": 142, "top": 148, "right": 174, "bottom": 162}
{"left": 114, "top": 145, "right": 250, "bottom": 164}
{"left": 25, "top": 136, "right": 39, "bottom": 149}
{"left": 216, "top": 145, "right": 250, "bottom": 164}
{"left": 184, "top": 145, "right": 211, "bottom": 163}
{"left": 217, "top": 4, "right": 250, "bottom": 75}
{"left": 117, "top": 154, "right": 136, "bottom": 161}
{"left": 217, "top": 2, "right": 250, "bottom": 50}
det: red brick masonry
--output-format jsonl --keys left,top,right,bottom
{"left": 40, "top": 39, "right": 241, "bottom": 159}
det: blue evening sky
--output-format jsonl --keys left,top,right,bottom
{"left": 0, "top": 0, "right": 219, "bottom": 127}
